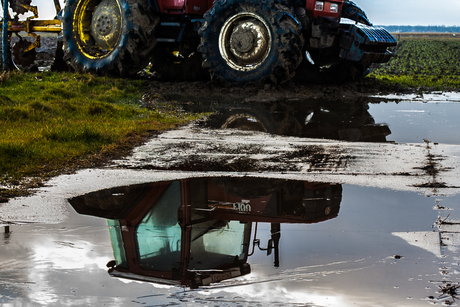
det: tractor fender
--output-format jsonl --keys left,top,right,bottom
{"left": 341, "top": 0, "right": 372, "bottom": 26}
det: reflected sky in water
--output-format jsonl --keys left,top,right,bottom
{"left": 2, "top": 184, "right": 459, "bottom": 306}
{"left": 370, "top": 100, "right": 460, "bottom": 145}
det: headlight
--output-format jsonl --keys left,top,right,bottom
{"left": 314, "top": 1, "right": 324, "bottom": 11}
{"left": 330, "top": 3, "right": 338, "bottom": 13}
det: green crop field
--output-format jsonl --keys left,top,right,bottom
{"left": 370, "top": 36, "right": 460, "bottom": 90}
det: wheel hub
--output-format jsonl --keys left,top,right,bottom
{"left": 90, "top": 0, "right": 122, "bottom": 50}
{"left": 230, "top": 26, "right": 255, "bottom": 53}
{"left": 219, "top": 13, "right": 272, "bottom": 71}
{"left": 94, "top": 14, "right": 113, "bottom": 36}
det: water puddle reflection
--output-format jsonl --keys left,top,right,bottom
{"left": 69, "top": 178, "right": 341, "bottom": 287}
{"left": 2, "top": 93, "right": 460, "bottom": 306}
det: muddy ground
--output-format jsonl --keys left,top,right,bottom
{"left": 2, "top": 95, "right": 460, "bottom": 306}
{"left": 0, "top": 34, "right": 449, "bottom": 202}
{"left": 141, "top": 77, "right": 407, "bottom": 108}
{"left": 13, "top": 35, "right": 417, "bottom": 101}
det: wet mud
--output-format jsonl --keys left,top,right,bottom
{"left": 14, "top": 36, "right": 411, "bottom": 97}
{"left": 141, "top": 75, "right": 406, "bottom": 108}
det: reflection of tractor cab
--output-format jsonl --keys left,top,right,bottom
{"left": 105, "top": 181, "right": 252, "bottom": 288}
{"left": 69, "top": 177, "right": 342, "bottom": 288}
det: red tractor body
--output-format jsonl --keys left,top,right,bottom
{"left": 57, "top": 0, "right": 396, "bottom": 84}
{"left": 156, "top": 0, "right": 345, "bottom": 18}
{"left": 2, "top": 0, "right": 396, "bottom": 84}
{"left": 306, "top": 0, "right": 343, "bottom": 18}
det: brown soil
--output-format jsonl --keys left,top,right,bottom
{"left": 9, "top": 36, "right": 411, "bottom": 101}
{"left": 141, "top": 76, "right": 408, "bottom": 108}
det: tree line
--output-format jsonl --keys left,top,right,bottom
{"left": 381, "top": 25, "right": 460, "bottom": 33}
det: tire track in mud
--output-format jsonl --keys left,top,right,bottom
{"left": 112, "top": 124, "right": 460, "bottom": 196}
{"left": 413, "top": 141, "right": 459, "bottom": 191}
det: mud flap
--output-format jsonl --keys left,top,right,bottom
{"left": 339, "top": 24, "right": 397, "bottom": 64}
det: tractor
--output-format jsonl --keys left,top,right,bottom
{"left": 2, "top": 0, "right": 397, "bottom": 84}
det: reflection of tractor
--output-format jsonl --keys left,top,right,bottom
{"left": 204, "top": 98, "right": 391, "bottom": 142}
{"left": 69, "top": 177, "right": 342, "bottom": 288}
{"left": 2, "top": 0, "right": 396, "bottom": 84}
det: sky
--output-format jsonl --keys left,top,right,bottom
{"left": 5, "top": 0, "right": 460, "bottom": 26}
{"left": 358, "top": 0, "right": 460, "bottom": 26}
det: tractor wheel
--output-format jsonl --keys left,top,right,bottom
{"left": 150, "top": 43, "right": 209, "bottom": 81}
{"left": 198, "top": 0, "right": 303, "bottom": 85}
{"left": 62, "top": 0, "right": 158, "bottom": 76}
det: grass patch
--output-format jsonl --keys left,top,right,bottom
{"left": 0, "top": 71, "right": 201, "bottom": 185}
{"left": 370, "top": 74, "right": 460, "bottom": 91}
{"left": 370, "top": 36, "right": 460, "bottom": 90}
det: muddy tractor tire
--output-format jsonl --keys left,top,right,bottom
{"left": 198, "top": 0, "right": 304, "bottom": 85}
{"left": 62, "top": 0, "right": 158, "bottom": 76}
{"left": 342, "top": 0, "right": 372, "bottom": 26}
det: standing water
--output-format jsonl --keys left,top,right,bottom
{"left": 1, "top": 93, "right": 460, "bottom": 306}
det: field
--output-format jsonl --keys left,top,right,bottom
{"left": 370, "top": 35, "right": 460, "bottom": 90}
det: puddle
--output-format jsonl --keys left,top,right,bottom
{"left": 372, "top": 92, "right": 460, "bottom": 103}
{"left": 2, "top": 93, "right": 460, "bottom": 306}
{"left": 2, "top": 179, "right": 460, "bottom": 306}
{"left": 369, "top": 98, "right": 460, "bottom": 145}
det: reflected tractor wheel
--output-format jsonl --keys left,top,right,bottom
{"left": 62, "top": 0, "right": 158, "bottom": 76}
{"left": 222, "top": 113, "right": 270, "bottom": 132}
{"left": 198, "top": 0, "right": 304, "bottom": 85}
{"left": 206, "top": 106, "right": 278, "bottom": 134}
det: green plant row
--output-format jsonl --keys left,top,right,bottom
{"left": 370, "top": 37, "right": 460, "bottom": 90}
{"left": 373, "top": 38, "right": 460, "bottom": 76}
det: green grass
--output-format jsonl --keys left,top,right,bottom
{"left": 370, "top": 37, "right": 460, "bottom": 90}
{"left": 0, "top": 71, "right": 200, "bottom": 185}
